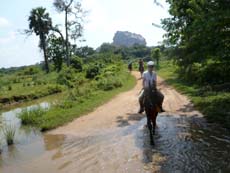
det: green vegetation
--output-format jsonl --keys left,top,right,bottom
{"left": 157, "top": 0, "right": 229, "bottom": 128}
{"left": 161, "top": 0, "right": 229, "bottom": 85}
{"left": 158, "top": 60, "right": 230, "bottom": 128}
{"left": 0, "top": 68, "right": 64, "bottom": 105}
{"left": 19, "top": 106, "right": 49, "bottom": 125}
{"left": 2, "top": 125, "right": 16, "bottom": 145}
{"left": 17, "top": 61, "right": 135, "bottom": 131}
{"left": 151, "top": 48, "right": 161, "bottom": 67}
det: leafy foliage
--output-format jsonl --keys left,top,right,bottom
{"left": 162, "top": 0, "right": 230, "bottom": 85}
{"left": 70, "top": 56, "right": 83, "bottom": 72}
{"left": 27, "top": 7, "right": 52, "bottom": 73}
{"left": 151, "top": 48, "right": 161, "bottom": 66}
{"left": 47, "top": 34, "right": 65, "bottom": 71}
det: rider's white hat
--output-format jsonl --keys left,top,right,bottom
{"left": 147, "top": 61, "right": 155, "bottom": 66}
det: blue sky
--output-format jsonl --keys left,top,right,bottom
{"left": 0, "top": 0, "right": 170, "bottom": 68}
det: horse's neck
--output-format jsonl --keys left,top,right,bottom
{"left": 145, "top": 89, "right": 157, "bottom": 105}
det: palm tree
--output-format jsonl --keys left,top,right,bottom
{"left": 28, "top": 7, "right": 52, "bottom": 73}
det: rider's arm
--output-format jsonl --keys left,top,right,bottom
{"left": 142, "top": 73, "right": 145, "bottom": 88}
{"left": 142, "top": 78, "right": 145, "bottom": 88}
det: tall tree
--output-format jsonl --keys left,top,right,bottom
{"left": 151, "top": 48, "right": 161, "bottom": 66}
{"left": 47, "top": 34, "right": 65, "bottom": 71}
{"left": 161, "top": 0, "right": 230, "bottom": 83}
{"left": 27, "top": 7, "right": 52, "bottom": 73}
{"left": 53, "top": 0, "right": 85, "bottom": 66}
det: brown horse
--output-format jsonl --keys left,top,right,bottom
{"left": 144, "top": 83, "right": 160, "bottom": 145}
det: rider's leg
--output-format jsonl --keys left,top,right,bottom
{"left": 138, "top": 89, "right": 145, "bottom": 113}
{"left": 157, "top": 90, "right": 165, "bottom": 112}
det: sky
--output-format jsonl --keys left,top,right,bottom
{"left": 0, "top": 0, "right": 170, "bottom": 68}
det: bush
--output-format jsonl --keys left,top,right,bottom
{"left": 194, "top": 93, "right": 230, "bottom": 127}
{"left": 97, "top": 77, "right": 123, "bottom": 91}
{"left": 18, "top": 106, "right": 48, "bottom": 125}
{"left": 70, "top": 56, "right": 83, "bottom": 72}
{"left": 86, "top": 64, "right": 101, "bottom": 79}
{"left": 179, "top": 60, "right": 230, "bottom": 85}
{"left": 55, "top": 100, "right": 74, "bottom": 109}
{"left": 8, "top": 85, "right": 12, "bottom": 91}
{"left": 57, "top": 68, "right": 75, "bottom": 88}
{"left": 47, "top": 85, "right": 63, "bottom": 94}
{"left": 23, "top": 67, "right": 39, "bottom": 75}
{"left": 3, "top": 125, "right": 16, "bottom": 145}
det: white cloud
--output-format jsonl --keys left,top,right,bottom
{"left": 0, "top": 31, "right": 16, "bottom": 44}
{"left": 0, "top": 17, "right": 11, "bottom": 28}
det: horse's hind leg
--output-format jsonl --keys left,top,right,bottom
{"left": 147, "top": 116, "right": 154, "bottom": 145}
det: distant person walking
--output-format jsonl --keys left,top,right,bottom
{"left": 138, "top": 59, "right": 144, "bottom": 78}
{"left": 128, "top": 61, "right": 133, "bottom": 72}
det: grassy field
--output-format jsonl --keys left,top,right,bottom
{"left": 17, "top": 64, "right": 136, "bottom": 131}
{"left": 0, "top": 68, "right": 64, "bottom": 106}
{"left": 158, "top": 60, "right": 230, "bottom": 129}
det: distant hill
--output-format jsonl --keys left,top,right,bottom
{"left": 113, "top": 31, "right": 146, "bottom": 47}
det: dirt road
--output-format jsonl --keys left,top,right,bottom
{"left": 3, "top": 71, "right": 230, "bottom": 173}
{"left": 50, "top": 71, "right": 202, "bottom": 136}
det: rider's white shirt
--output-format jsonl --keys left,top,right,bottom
{"left": 142, "top": 71, "right": 157, "bottom": 89}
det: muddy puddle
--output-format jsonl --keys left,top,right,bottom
{"left": 0, "top": 106, "right": 230, "bottom": 173}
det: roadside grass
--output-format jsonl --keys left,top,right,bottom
{"left": 17, "top": 68, "right": 136, "bottom": 131}
{"left": 158, "top": 60, "right": 230, "bottom": 128}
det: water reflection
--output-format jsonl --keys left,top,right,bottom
{"left": 138, "top": 115, "right": 230, "bottom": 173}
{"left": 0, "top": 104, "right": 230, "bottom": 173}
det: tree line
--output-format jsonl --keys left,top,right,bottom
{"left": 162, "top": 0, "right": 230, "bottom": 86}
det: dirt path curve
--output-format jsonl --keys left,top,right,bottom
{"left": 8, "top": 71, "right": 205, "bottom": 173}
{"left": 50, "top": 71, "right": 201, "bottom": 137}
{"left": 4, "top": 71, "right": 230, "bottom": 173}
{"left": 22, "top": 71, "right": 201, "bottom": 173}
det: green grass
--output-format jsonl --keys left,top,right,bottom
{"left": 158, "top": 60, "right": 230, "bottom": 128}
{"left": 17, "top": 67, "right": 136, "bottom": 131}
{"left": 0, "top": 71, "right": 64, "bottom": 104}
{"left": 18, "top": 106, "right": 49, "bottom": 125}
{"left": 3, "top": 125, "right": 16, "bottom": 145}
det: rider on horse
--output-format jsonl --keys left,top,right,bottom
{"left": 138, "top": 61, "right": 165, "bottom": 114}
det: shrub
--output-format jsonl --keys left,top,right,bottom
{"left": 97, "top": 77, "right": 123, "bottom": 91}
{"left": 194, "top": 93, "right": 230, "bottom": 127}
{"left": 23, "top": 67, "right": 39, "bottom": 75}
{"left": 3, "top": 125, "right": 16, "bottom": 145}
{"left": 18, "top": 106, "right": 48, "bottom": 125}
{"left": 86, "top": 63, "right": 101, "bottom": 79}
{"left": 8, "top": 85, "right": 12, "bottom": 91}
{"left": 12, "top": 78, "right": 20, "bottom": 83}
{"left": 57, "top": 68, "right": 75, "bottom": 88}
{"left": 67, "top": 90, "right": 77, "bottom": 101}
{"left": 55, "top": 100, "right": 74, "bottom": 109}
{"left": 70, "top": 56, "right": 83, "bottom": 72}
{"left": 47, "top": 85, "right": 63, "bottom": 94}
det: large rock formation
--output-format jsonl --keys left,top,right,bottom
{"left": 113, "top": 31, "right": 146, "bottom": 47}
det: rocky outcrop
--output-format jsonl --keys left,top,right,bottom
{"left": 113, "top": 31, "right": 146, "bottom": 47}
